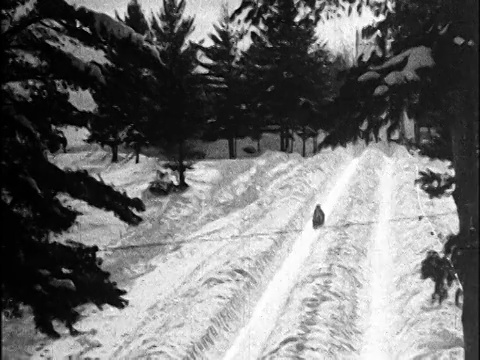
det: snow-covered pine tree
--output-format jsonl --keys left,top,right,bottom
{"left": 1, "top": 0, "right": 149, "bottom": 337}
{"left": 90, "top": 1, "right": 157, "bottom": 164}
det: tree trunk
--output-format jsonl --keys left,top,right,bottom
{"left": 450, "top": 110, "right": 479, "bottom": 360}
{"left": 395, "top": 110, "right": 405, "bottom": 144}
{"left": 414, "top": 121, "right": 421, "bottom": 145}
{"left": 450, "top": 119, "right": 478, "bottom": 237}
{"left": 257, "top": 137, "right": 261, "bottom": 153}
{"left": 135, "top": 144, "right": 140, "bottom": 164}
{"left": 463, "top": 249, "right": 479, "bottom": 360}
{"left": 462, "top": 11, "right": 479, "bottom": 358}
{"left": 289, "top": 129, "right": 294, "bottom": 153}
{"left": 234, "top": 137, "right": 237, "bottom": 158}
{"left": 111, "top": 144, "right": 118, "bottom": 163}
{"left": 280, "top": 128, "right": 286, "bottom": 152}
{"left": 228, "top": 137, "right": 235, "bottom": 159}
{"left": 302, "top": 138, "right": 306, "bottom": 158}
{"left": 178, "top": 140, "right": 186, "bottom": 187}
{"left": 286, "top": 130, "right": 290, "bottom": 153}
{"left": 374, "top": 124, "right": 380, "bottom": 142}
{"left": 313, "top": 133, "right": 318, "bottom": 154}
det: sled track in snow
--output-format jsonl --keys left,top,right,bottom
{"left": 223, "top": 157, "right": 361, "bottom": 360}
{"left": 359, "top": 159, "right": 394, "bottom": 359}
{"left": 256, "top": 149, "right": 385, "bottom": 359}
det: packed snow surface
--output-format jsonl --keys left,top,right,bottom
{"left": 2, "top": 131, "right": 462, "bottom": 359}
{"left": 223, "top": 157, "right": 360, "bottom": 360}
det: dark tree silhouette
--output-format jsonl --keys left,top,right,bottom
{"left": 148, "top": 0, "right": 207, "bottom": 187}
{"left": 87, "top": 34, "right": 159, "bottom": 163}
{"left": 1, "top": 0, "right": 149, "bottom": 337}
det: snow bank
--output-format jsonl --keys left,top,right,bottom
{"left": 384, "top": 148, "right": 462, "bottom": 359}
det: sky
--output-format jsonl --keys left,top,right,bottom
{"left": 67, "top": 0, "right": 379, "bottom": 57}
{"left": 68, "top": 0, "right": 242, "bottom": 42}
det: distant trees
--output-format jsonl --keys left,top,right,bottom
{"left": 234, "top": 0, "right": 333, "bottom": 156}
{"left": 91, "top": 0, "right": 339, "bottom": 164}
{"left": 90, "top": 0, "right": 208, "bottom": 181}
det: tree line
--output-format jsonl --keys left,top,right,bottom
{"left": 89, "top": 0, "right": 337, "bottom": 179}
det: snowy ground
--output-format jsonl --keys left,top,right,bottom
{"left": 2, "top": 128, "right": 462, "bottom": 360}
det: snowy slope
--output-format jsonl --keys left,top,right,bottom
{"left": 2, "top": 135, "right": 462, "bottom": 360}
{"left": 30, "top": 132, "right": 356, "bottom": 359}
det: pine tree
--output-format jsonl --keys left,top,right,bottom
{"left": 1, "top": 0, "right": 149, "bottom": 337}
{"left": 197, "top": 5, "right": 247, "bottom": 159}
{"left": 149, "top": 0, "right": 206, "bottom": 187}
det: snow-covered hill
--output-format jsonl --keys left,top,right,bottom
{"left": 1, "top": 130, "right": 462, "bottom": 359}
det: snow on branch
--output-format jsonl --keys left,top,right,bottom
{"left": 361, "top": 46, "right": 435, "bottom": 96}
{"left": 74, "top": 7, "right": 163, "bottom": 66}
{"left": 33, "top": 0, "right": 163, "bottom": 67}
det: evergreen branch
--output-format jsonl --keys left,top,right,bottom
{"left": 1, "top": 15, "right": 45, "bottom": 44}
